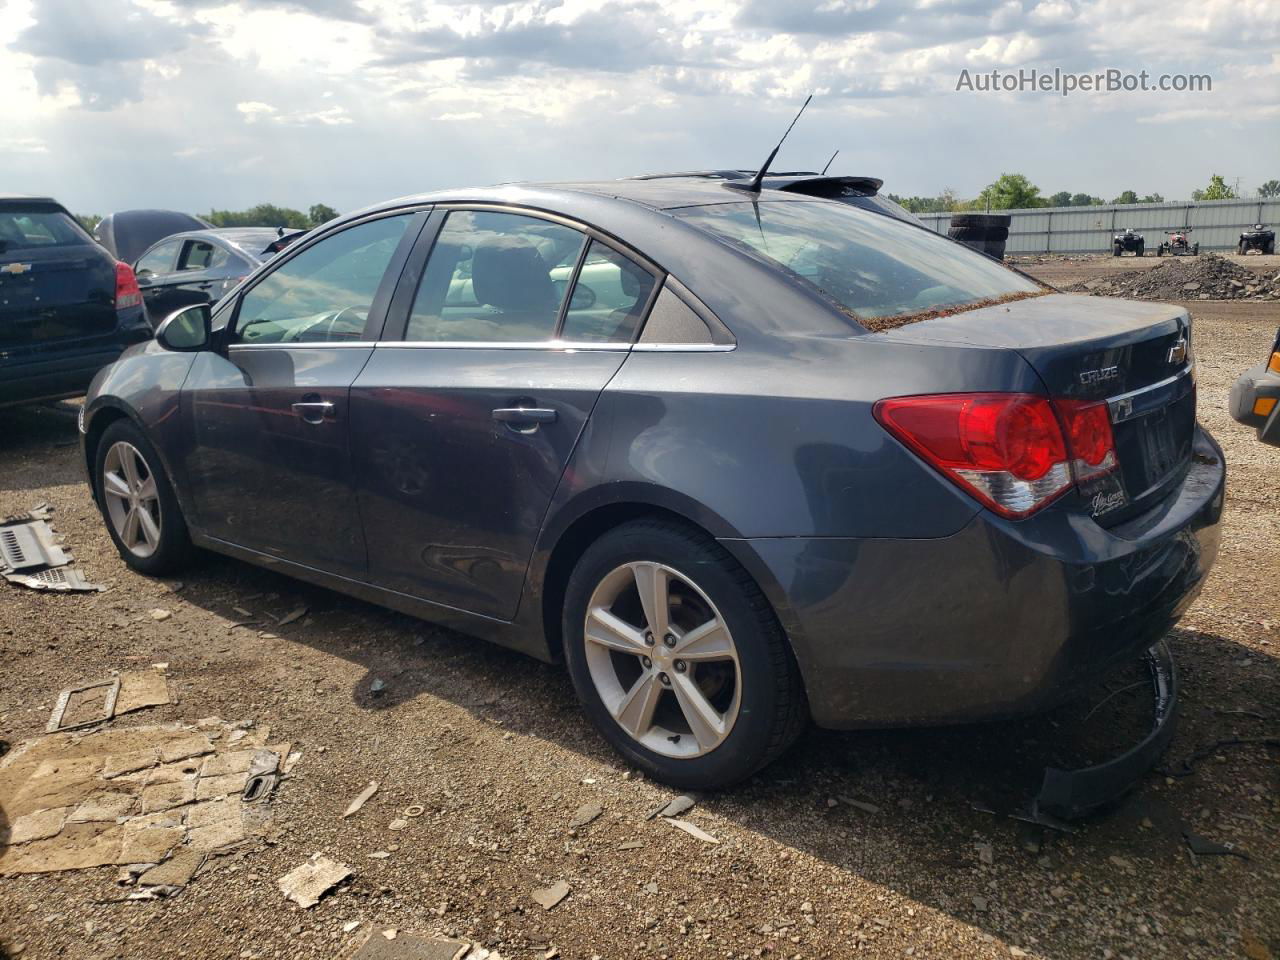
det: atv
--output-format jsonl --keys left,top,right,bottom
{"left": 1112, "top": 228, "right": 1145, "bottom": 256}
{"left": 1157, "top": 229, "right": 1198, "bottom": 256}
{"left": 1239, "top": 224, "right": 1276, "bottom": 255}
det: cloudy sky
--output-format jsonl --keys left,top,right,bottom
{"left": 1, "top": 0, "right": 1277, "bottom": 217}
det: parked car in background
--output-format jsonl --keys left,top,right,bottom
{"left": 81, "top": 179, "right": 1223, "bottom": 789}
{"left": 133, "top": 227, "right": 304, "bottom": 327}
{"left": 1112, "top": 228, "right": 1145, "bottom": 256}
{"left": 1229, "top": 327, "right": 1280, "bottom": 446}
{"left": 1, "top": 195, "right": 151, "bottom": 408}
{"left": 94, "top": 209, "right": 211, "bottom": 264}
{"left": 1238, "top": 224, "right": 1275, "bottom": 256}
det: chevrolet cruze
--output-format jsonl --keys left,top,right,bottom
{"left": 80, "top": 176, "right": 1224, "bottom": 788}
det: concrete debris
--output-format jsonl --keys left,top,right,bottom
{"left": 617, "top": 839, "right": 644, "bottom": 851}
{"left": 1069, "top": 253, "right": 1280, "bottom": 301}
{"left": 344, "top": 921, "right": 363, "bottom": 933}
{"left": 344, "top": 781, "right": 380, "bottom": 818}
{"left": 664, "top": 818, "right": 720, "bottom": 844}
{"left": 388, "top": 819, "right": 409, "bottom": 831}
{"left": 657, "top": 794, "right": 696, "bottom": 819}
{"left": 976, "top": 841, "right": 994, "bottom": 865}
{"left": 530, "top": 880, "right": 570, "bottom": 911}
{"left": 838, "top": 796, "right": 881, "bottom": 814}
{"left": 150, "top": 609, "right": 173, "bottom": 621}
{"left": 277, "top": 854, "right": 352, "bottom": 908}
{"left": 46, "top": 667, "right": 171, "bottom": 734}
{"left": 568, "top": 802, "right": 602, "bottom": 829}
{"left": 350, "top": 933, "right": 472, "bottom": 960}
{"left": 277, "top": 605, "right": 308, "bottom": 626}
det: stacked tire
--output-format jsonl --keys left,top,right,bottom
{"left": 948, "top": 214, "right": 1011, "bottom": 261}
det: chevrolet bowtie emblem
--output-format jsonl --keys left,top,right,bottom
{"left": 1, "top": 262, "right": 32, "bottom": 275}
{"left": 1167, "top": 336, "right": 1188, "bottom": 365}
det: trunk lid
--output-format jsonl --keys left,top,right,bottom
{"left": 879, "top": 294, "right": 1196, "bottom": 525}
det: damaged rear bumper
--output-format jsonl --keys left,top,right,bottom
{"left": 1034, "top": 640, "right": 1177, "bottom": 820}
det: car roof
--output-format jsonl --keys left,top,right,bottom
{"left": 143, "top": 227, "right": 303, "bottom": 259}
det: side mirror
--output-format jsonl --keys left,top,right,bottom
{"left": 156, "top": 304, "right": 211, "bottom": 352}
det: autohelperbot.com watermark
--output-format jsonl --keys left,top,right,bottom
{"left": 955, "top": 67, "right": 1212, "bottom": 97}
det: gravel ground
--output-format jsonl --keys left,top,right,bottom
{"left": 1, "top": 264, "right": 1277, "bottom": 960}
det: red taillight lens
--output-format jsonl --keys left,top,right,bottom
{"left": 1056, "top": 398, "right": 1118, "bottom": 481}
{"left": 874, "top": 391, "right": 1117, "bottom": 519}
{"left": 114, "top": 261, "right": 142, "bottom": 310}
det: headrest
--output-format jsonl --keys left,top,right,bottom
{"left": 471, "top": 237, "right": 555, "bottom": 312}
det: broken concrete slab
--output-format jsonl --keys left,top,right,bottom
{"left": 138, "top": 848, "right": 204, "bottom": 887}
{"left": 115, "top": 670, "right": 171, "bottom": 715}
{"left": 140, "top": 779, "right": 197, "bottom": 815}
{"left": 68, "top": 792, "right": 136, "bottom": 824}
{"left": 3, "top": 806, "right": 70, "bottom": 845}
{"left": 568, "top": 802, "right": 602, "bottom": 830}
{"left": 530, "top": 880, "right": 570, "bottom": 911}
{"left": 159, "top": 733, "right": 215, "bottom": 764}
{"left": 196, "top": 772, "right": 249, "bottom": 801}
{"left": 350, "top": 931, "right": 470, "bottom": 960}
{"left": 117, "top": 824, "right": 184, "bottom": 865}
{"left": 278, "top": 855, "right": 352, "bottom": 908}
{"left": 102, "top": 748, "right": 160, "bottom": 780}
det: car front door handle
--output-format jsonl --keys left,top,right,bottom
{"left": 291, "top": 400, "right": 334, "bottom": 424}
{"left": 492, "top": 407, "right": 557, "bottom": 427}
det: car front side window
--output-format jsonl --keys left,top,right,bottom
{"left": 135, "top": 240, "right": 182, "bottom": 278}
{"left": 233, "top": 215, "right": 411, "bottom": 345}
{"left": 405, "top": 210, "right": 586, "bottom": 342}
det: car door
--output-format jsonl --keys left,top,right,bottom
{"left": 134, "top": 239, "right": 183, "bottom": 325}
{"left": 178, "top": 211, "right": 424, "bottom": 580}
{"left": 350, "top": 208, "right": 661, "bottom": 619}
{"left": 167, "top": 238, "right": 234, "bottom": 312}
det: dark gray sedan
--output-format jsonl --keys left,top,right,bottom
{"left": 80, "top": 179, "right": 1224, "bottom": 788}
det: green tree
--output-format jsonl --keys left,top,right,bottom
{"left": 1258, "top": 180, "right": 1280, "bottom": 199}
{"left": 972, "top": 173, "right": 1045, "bottom": 210}
{"left": 76, "top": 214, "right": 102, "bottom": 233}
{"left": 1070, "top": 193, "right": 1097, "bottom": 207}
{"left": 1048, "top": 191, "right": 1073, "bottom": 207}
{"left": 205, "top": 203, "right": 311, "bottom": 229}
{"left": 1112, "top": 190, "right": 1139, "bottom": 204}
{"left": 308, "top": 203, "right": 339, "bottom": 227}
{"left": 1190, "top": 174, "right": 1236, "bottom": 201}
{"left": 1140, "top": 193, "right": 1164, "bottom": 203}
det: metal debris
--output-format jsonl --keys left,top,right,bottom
{"left": 344, "top": 781, "right": 380, "bottom": 818}
{"left": 46, "top": 678, "right": 120, "bottom": 733}
{"left": 1, "top": 505, "right": 103, "bottom": 592}
{"left": 664, "top": 818, "right": 720, "bottom": 844}
{"left": 530, "top": 880, "right": 570, "bottom": 911}
{"left": 277, "top": 855, "right": 352, "bottom": 908}
{"left": 1184, "top": 831, "right": 1250, "bottom": 860}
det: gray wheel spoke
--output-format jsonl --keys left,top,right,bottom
{"left": 631, "top": 562, "right": 669, "bottom": 638}
{"left": 122, "top": 508, "right": 141, "bottom": 547}
{"left": 672, "top": 619, "right": 734, "bottom": 662}
{"left": 614, "top": 672, "right": 663, "bottom": 738}
{"left": 103, "top": 472, "right": 131, "bottom": 500}
{"left": 671, "top": 673, "right": 727, "bottom": 751}
{"left": 137, "top": 507, "right": 161, "bottom": 548}
{"left": 586, "top": 607, "right": 648, "bottom": 655}
{"left": 120, "top": 449, "right": 141, "bottom": 490}
{"left": 136, "top": 474, "right": 158, "bottom": 502}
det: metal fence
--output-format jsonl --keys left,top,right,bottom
{"left": 916, "top": 198, "right": 1280, "bottom": 254}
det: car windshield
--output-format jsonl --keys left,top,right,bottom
{"left": 675, "top": 200, "right": 1040, "bottom": 322}
{"left": 0, "top": 207, "right": 87, "bottom": 252}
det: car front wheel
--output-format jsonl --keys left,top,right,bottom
{"left": 563, "top": 519, "right": 807, "bottom": 788}
{"left": 95, "top": 419, "right": 193, "bottom": 575}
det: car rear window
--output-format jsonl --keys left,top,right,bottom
{"left": 675, "top": 200, "right": 1041, "bottom": 326}
{"left": 0, "top": 206, "right": 89, "bottom": 252}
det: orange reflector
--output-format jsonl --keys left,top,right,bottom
{"left": 1268, "top": 352, "right": 1280, "bottom": 374}
{"left": 1255, "top": 397, "right": 1278, "bottom": 417}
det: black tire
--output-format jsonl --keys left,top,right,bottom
{"left": 562, "top": 518, "right": 807, "bottom": 789}
{"left": 1239, "top": 241, "right": 1248, "bottom": 255}
{"left": 1136, "top": 242, "right": 1145, "bottom": 257}
{"left": 1112, "top": 244, "right": 1121, "bottom": 257}
{"left": 1267, "top": 240, "right": 1276, "bottom": 256}
{"left": 94, "top": 419, "right": 194, "bottom": 576}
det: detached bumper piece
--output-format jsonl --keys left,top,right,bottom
{"left": 1034, "top": 640, "right": 1178, "bottom": 821}
{"left": 0, "top": 503, "right": 104, "bottom": 592}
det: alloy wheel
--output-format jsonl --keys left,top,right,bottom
{"left": 102, "top": 441, "right": 162, "bottom": 559}
{"left": 583, "top": 561, "right": 741, "bottom": 758}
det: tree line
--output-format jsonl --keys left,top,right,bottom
{"left": 889, "top": 174, "right": 1280, "bottom": 214}
{"left": 75, "top": 202, "right": 341, "bottom": 234}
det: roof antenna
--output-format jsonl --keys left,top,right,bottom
{"left": 738, "top": 94, "right": 813, "bottom": 193}
{"left": 821, "top": 149, "right": 839, "bottom": 176}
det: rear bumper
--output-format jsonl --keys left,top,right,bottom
{"left": 1229, "top": 360, "right": 1280, "bottom": 447}
{"left": 0, "top": 349, "right": 126, "bottom": 408}
{"left": 723, "top": 425, "right": 1225, "bottom": 730}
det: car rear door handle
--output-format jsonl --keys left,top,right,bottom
{"left": 291, "top": 400, "right": 334, "bottom": 424}
{"left": 492, "top": 407, "right": 557, "bottom": 426}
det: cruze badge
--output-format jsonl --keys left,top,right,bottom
{"left": 1079, "top": 365, "right": 1119, "bottom": 386}
{"left": 1, "top": 262, "right": 32, "bottom": 275}
{"left": 1167, "top": 336, "right": 1188, "bottom": 365}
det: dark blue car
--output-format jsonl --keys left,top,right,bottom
{"left": 79, "top": 179, "right": 1224, "bottom": 788}
{"left": 1, "top": 195, "right": 151, "bottom": 408}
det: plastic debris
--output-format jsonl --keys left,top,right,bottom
{"left": 277, "top": 855, "right": 352, "bottom": 908}
{"left": 344, "top": 781, "right": 380, "bottom": 818}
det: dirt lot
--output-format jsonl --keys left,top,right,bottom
{"left": 1, "top": 259, "right": 1278, "bottom": 960}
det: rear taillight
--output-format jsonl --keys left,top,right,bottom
{"left": 874, "top": 392, "right": 1117, "bottom": 519}
{"left": 114, "top": 261, "right": 142, "bottom": 310}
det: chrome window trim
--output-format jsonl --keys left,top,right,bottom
{"left": 632, "top": 342, "right": 735, "bottom": 352}
{"left": 230, "top": 341, "right": 373, "bottom": 350}
{"left": 224, "top": 339, "right": 736, "bottom": 352}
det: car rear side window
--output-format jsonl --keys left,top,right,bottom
{"left": 179, "top": 240, "right": 229, "bottom": 272}
{"left": 0, "top": 208, "right": 87, "bottom": 251}
{"left": 676, "top": 201, "right": 1040, "bottom": 323}
{"left": 406, "top": 210, "right": 586, "bottom": 342}
{"left": 136, "top": 240, "right": 182, "bottom": 277}
{"left": 560, "top": 241, "right": 657, "bottom": 343}
{"left": 233, "top": 214, "right": 411, "bottom": 345}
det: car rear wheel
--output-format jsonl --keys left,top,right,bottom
{"left": 96, "top": 419, "right": 192, "bottom": 575}
{"left": 563, "top": 518, "right": 806, "bottom": 788}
